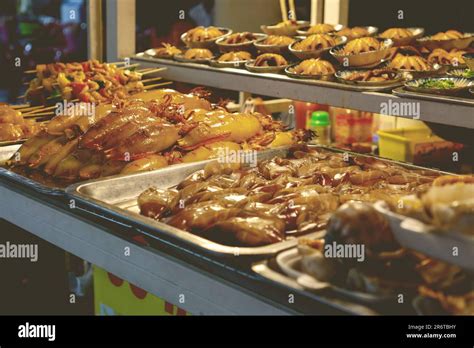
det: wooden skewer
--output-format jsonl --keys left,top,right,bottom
{"left": 108, "top": 61, "right": 128, "bottom": 65}
{"left": 289, "top": 0, "right": 297, "bottom": 20}
{"left": 143, "top": 81, "right": 173, "bottom": 90}
{"left": 18, "top": 106, "right": 44, "bottom": 112}
{"left": 24, "top": 70, "right": 36, "bottom": 74}
{"left": 17, "top": 95, "right": 26, "bottom": 99}
{"left": 142, "top": 77, "right": 163, "bottom": 84}
{"left": 280, "top": 0, "right": 288, "bottom": 21}
{"left": 12, "top": 104, "right": 34, "bottom": 109}
{"left": 140, "top": 67, "right": 167, "bottom": 75}
{"left": 23, "top": 112, "right": 55, "bottom": 118}
{"left": 22, "top": 105, "right": 58, "bottom": 115}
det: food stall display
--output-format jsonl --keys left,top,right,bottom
{"left": 0, "top": 1, "right": 473, "bottom": 319}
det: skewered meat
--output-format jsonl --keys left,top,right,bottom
{"left": 0, "top": 105, "right": 43, "bottom": 141}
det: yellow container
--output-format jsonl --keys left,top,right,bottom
{"left": 377, "top": 127, "right": 448, "bottom": 163}
{"left": 93, "top": 266, "right": 189, "bottom": 316}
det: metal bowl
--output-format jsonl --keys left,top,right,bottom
{"left": 335, "top": 69, "right": 404, "bottom": 86}
{"left": 330, "top": 38, "right": 393, "bottom": 68}
{"left": 215, "top": 33, "right": 267, "bottom": 53}
{"left": 285, "top": 64, "right": 335, "bottom": 81}
{"left": 181, "top": 27, "right": 232, "bottom": 49}
{"left": 261, "top": 20, "right": 309, "bottom": 36}
{"left": 296, "top": 23, "right": 345, "bottom": 36}
{"left": 377, "top": 27, "right": 425, "bottom": 47}
{"left": 417, "top": 33, "right": 474, "bottom": 51}
{"left": 245, "top": 60, "right": 291, "bottom": 74}
{"left": 253, "top": 37, "right": 295, "bottom": 54}
{"left": 463, "top": 53, "right": 474, "bottom": 71}
{"left": 289, "top": 35, "right": 347, "bottom": 60}
{"left": 404, "top": 77, "right": 474, "bottom": 96}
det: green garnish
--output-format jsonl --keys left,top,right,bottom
{"left": 95, "top": 80, "right": 106, "bottom": 89}
{"left": 418, "top": 79, "right": 456, "bottom": 89}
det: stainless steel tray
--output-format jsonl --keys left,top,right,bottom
{"left": 251, "top": 258, "right": 378, "bottom": 315}
{"left": 134, "top": 53, "right": 403, "bottom": 92}
{"left": 275, "top": 248, "right": 400, "bottom": 305}
{"left": 0, "top": 144, "right": 65, "bottom": 196}
{"left": 66, "top": 145, "right": 450, "bottom": 257}
{"left": 392, "top": 86, "right": 474, "bottom": 106}
{"left": 374, "top": 201, "right": 474, "bottom": 272}
{"left": 0, "top": 139, "right": 27, "bottom": 147}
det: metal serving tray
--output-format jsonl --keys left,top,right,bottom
{"left": 251, "top": 258, "right": 378, "bottom": 315}
{"left": 66, "top": 145, "right": 450, "bottom": 257}
{"left": 66, "top": 147, "right": 329, "bottom": 257}
{"left": 0, "top": 144, "right": 65, "bottom": 196}
{"left": 0, "top": 139, "right": 26, "bottom": 147}
{"left": 392, "top": 86, "right": 474, "bottom": 106}
{"left": 134, "top": 53, "right": 403, "bottom": 92}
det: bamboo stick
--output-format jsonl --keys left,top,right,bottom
{"left": 140, "top": 67, "right": 167, "bottom": 75}
{"left": 22, "top": 105, "right": 58, "bottom": 115}
{"left": 18, "top": 106, "right": 44, "bottom": 113}
{"left": 11, "top": 104, "right": 30, "bottom": 109}
{"left": 23, "top": 112, "right": 55, "bottom": 118}
{"left": 143, "top": 81, "right": 173, "bottom": 90}
{"left": 142, "top": 77, "right": 163, "bottom": 84}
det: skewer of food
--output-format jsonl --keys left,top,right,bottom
{"left": 24, "top": 59, "right": 165, "bottom": 105}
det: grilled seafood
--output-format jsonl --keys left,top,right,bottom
{"left": 343, "top": 68, "right": 399, "bottom": 82}
{"left": 183, "top": 26, "right": 224, "bottom": 42}
{"left": 336, "top": 27, "right": 370, "bottom": 40}
{"left": 260, "top": 35, "right": 295, "bottom": 46}
{"left": 138, "top": 146, "right": 441, "bottom": 246}
{"left": 9, "top": 89, "right": 306, "bottom": 184}
{"left": 395, "top": 175, "right": 474, "bottom": 235}
{"left": 342, "top": 37, "right": 381, "bottom": 55}
{"left": 183, "top": 48, "right": 213, "bottom": 60}
{"left": 254, "top": 53, "right": 288, "bottom": 67}
{"left": 0, "top": 105, "right": 43, "bottom": 141}
{"left": 152, "top": 43, "right": 182, "bottom": 58}
{"left": 306, "top": 24, "right": 337, "bottom": 35}
{"left": 427, "top": 48, "right": 467, "bottom": 66}
{"left": 217, "top": 51, "right": 252, "bottom": 62}
{"left": 293, "top": 34, "right": 337, "bottom": 51}
{"left": 289, "top": 59, "right": 335, "bottom": 76}
{"left": 222, "top": 32, "right": 257, "bottom": 44}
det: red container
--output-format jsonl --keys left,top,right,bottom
{"left": 294, "top": 101, "right": 329, "bottom": 129}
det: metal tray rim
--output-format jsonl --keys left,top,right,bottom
{"left": 66, "top": 145, "right": 452, "bottom": 257}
